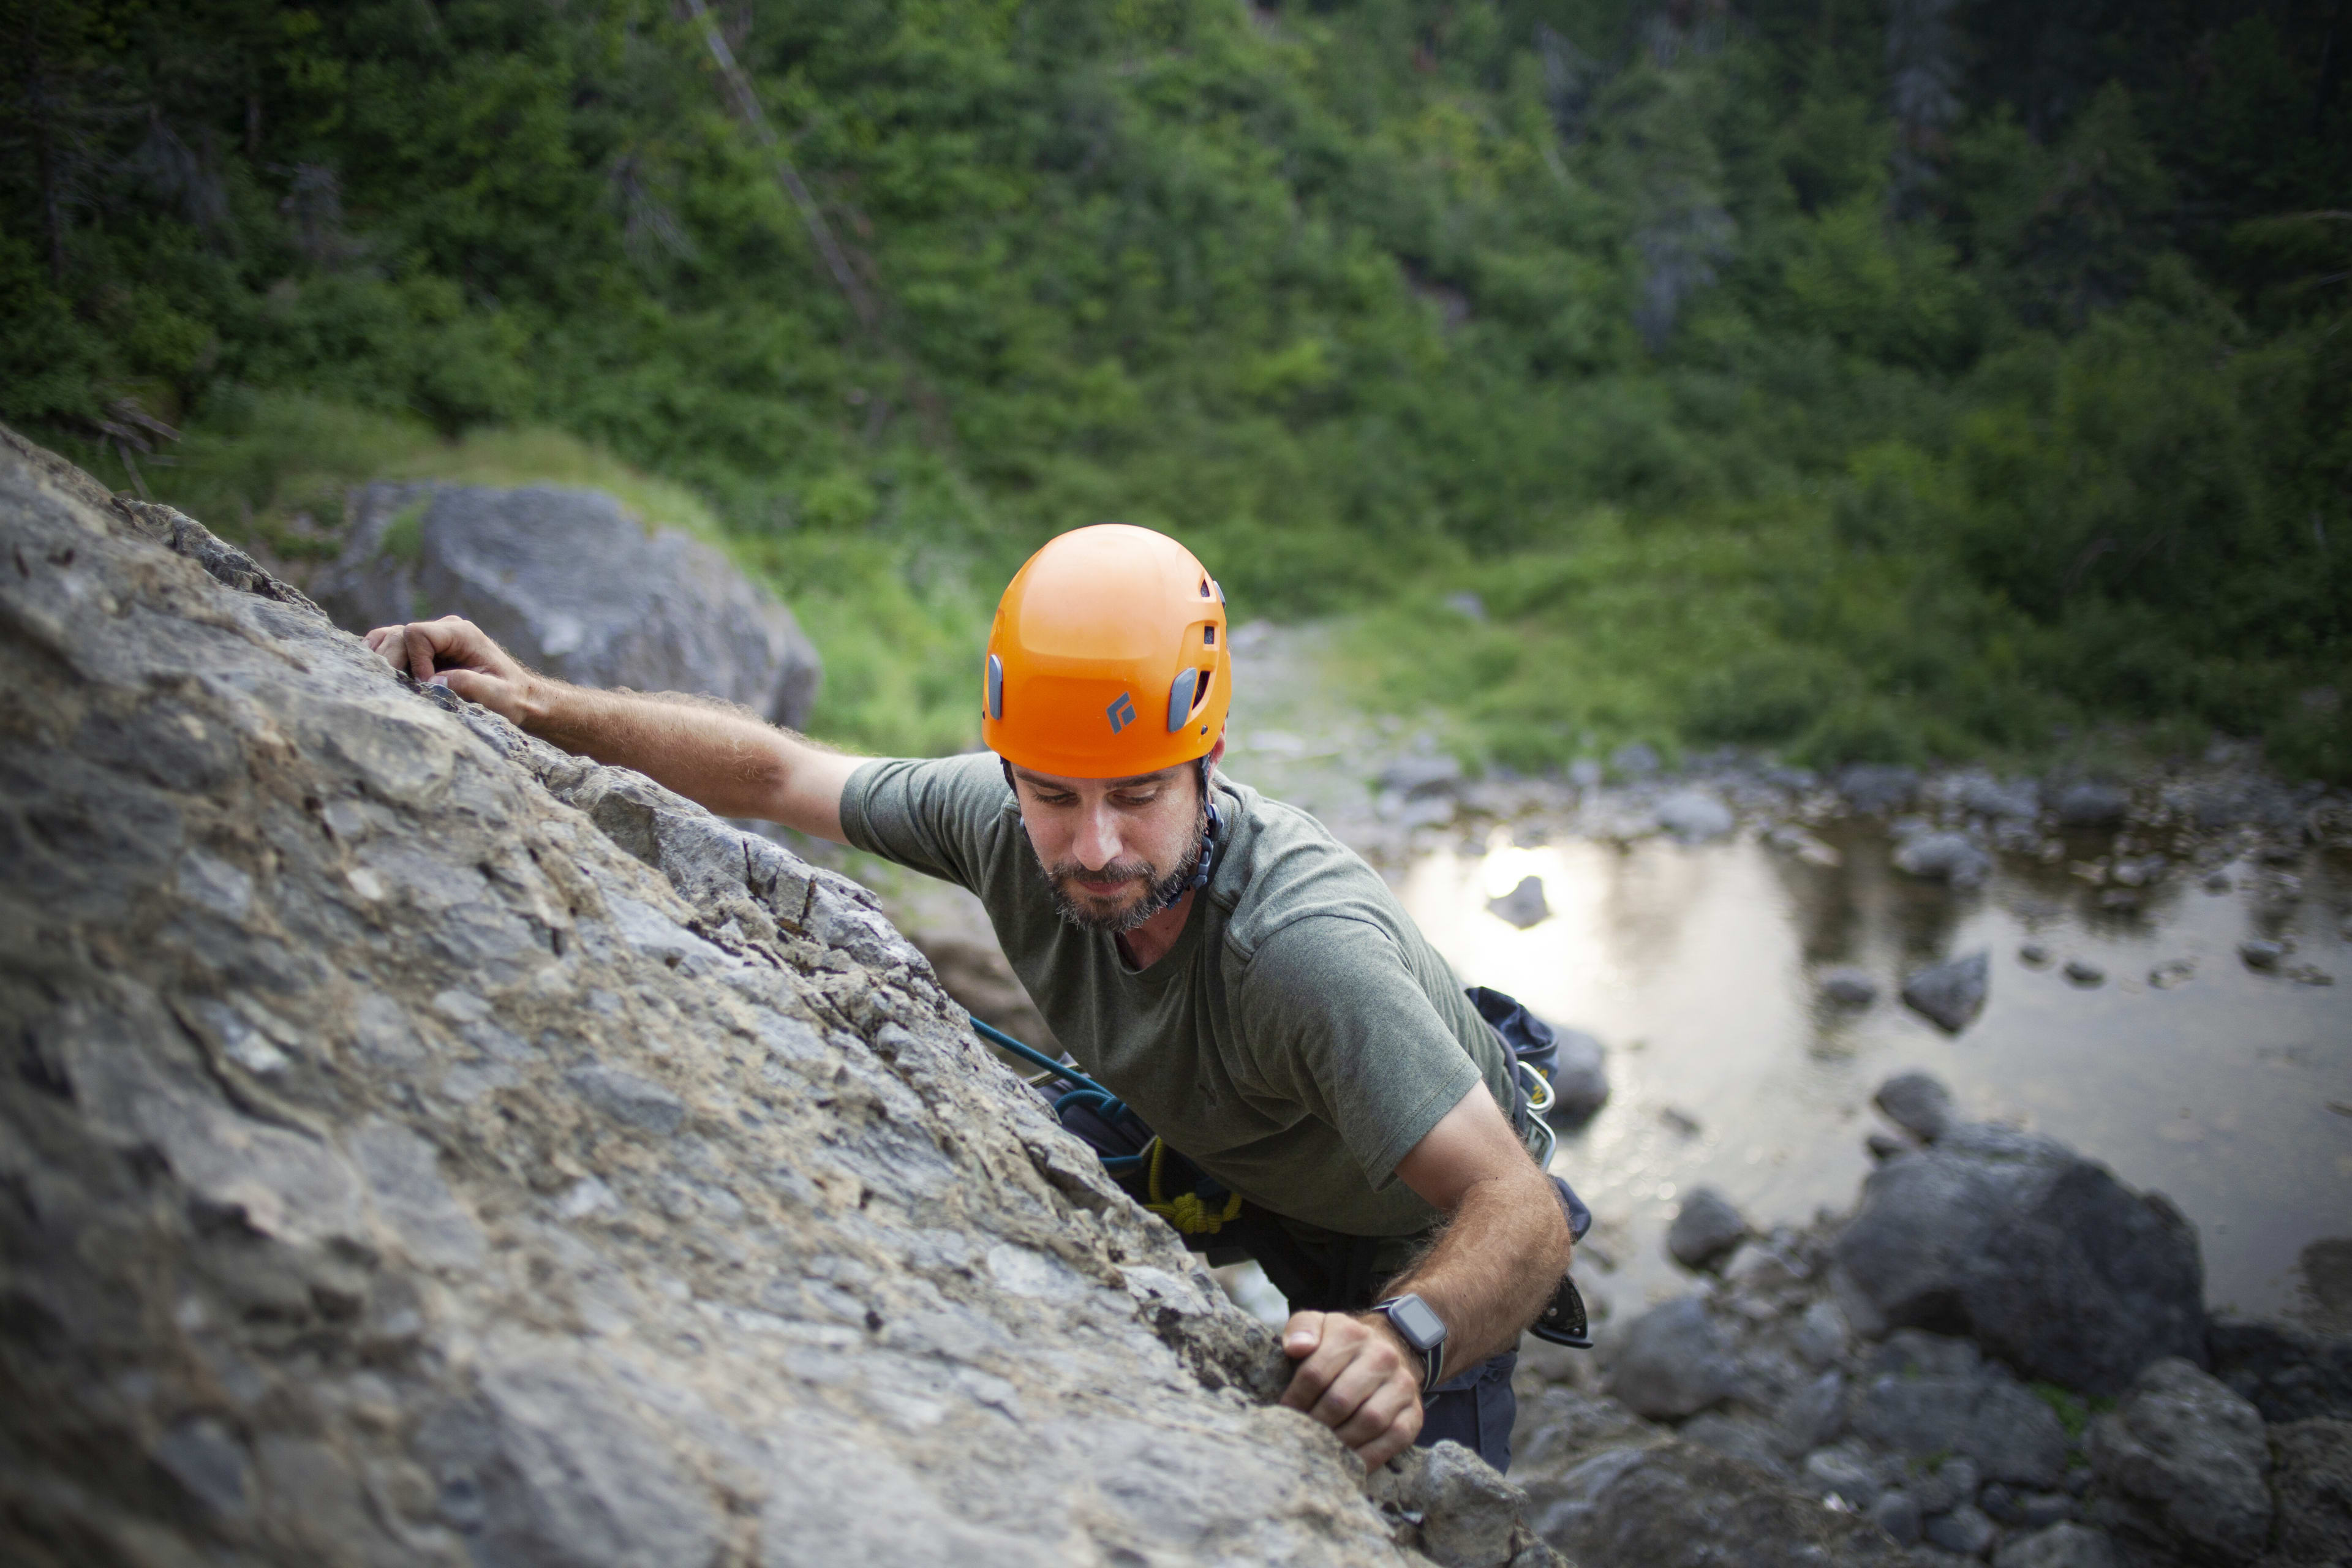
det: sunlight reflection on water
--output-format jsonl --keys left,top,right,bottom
{"left": 1401, "top": 827, "right": 2352, "bottom": 1327}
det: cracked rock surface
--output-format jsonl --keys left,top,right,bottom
{"left": 0, "top": 428, "right": 1561, "bottom": 1567}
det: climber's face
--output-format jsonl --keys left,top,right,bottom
{"left": 1008, "top": 745, "right": 1220, "bottom": 935}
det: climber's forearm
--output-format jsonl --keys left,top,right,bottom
{"left": 519, "top": 678, "right": 859, "bottom": 839}
{"left": 363, "top": 614, "right": 861, "bottom": 839}
{"left": 1380, "top": 1166, "right": 1567, "bottom": 1371}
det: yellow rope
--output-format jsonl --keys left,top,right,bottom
{"left": 1141, "top": 1138, "right": 1243, "bottom": 1235}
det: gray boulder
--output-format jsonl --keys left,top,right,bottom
{"left": 1513, "top": 1387, "right": 1912, "bottom": 1567}
{"left": 1488, "top": 874, "right": 1551, "bottom": 930}
{"left": 1548, "top": 1028, "right": 1611, "bottom": 1126}
{"left": 1951, "top": 774, "right": 2043, "bottom": 822}
{"left": 1875, "top": 1070, "right": 1958, "bottom": 1142}
{"left": 1902, "top": 952, "right": 1991, "bottom": 1033}
{"left": 1831, "top": 1125, "right": 2205, "bottom": 1395}
{"left": 1838, "top": 764, "right": 1919, "bottom": 815}
{"left": 1992, "top": 1524, "right": 2119, "bottom": 1568}
{"left": 317, "top": 481, "right": 821, "bottom": 728}
{"left": 1924, "top": 1504, "right": 1999, "bottom": 1558}
{"left": 1379, "top": 753, "right": 1464, "bottom": 799}
{"left": 1656, "top": 788, "right": 1735, "bottom": 843}
{"left": 2264, "top": 1417, "right": 2352, "bottom": 1567}
{"left": 0, "top": 431, "right": 1539, "bottom": 1567}
{"left": 1851, "top": 1334, "right": 2071, "bottom": 1488}
{"left": 1604, "top": 1295, "right": 1740, "bottom": 1419}
{"left": 2206, "top": 1314, "right": 2352, "bottom": 1422}
{"left": 1820, "top": 966, "right": 1879, "bottom": 1007}
{"left": 1667, "top": 1188, "right": 1751, "bottom": 1273}
{"left": 1893, "top": 830, "right": 1994, "bottom": 888}
{"left": 2054, "top": 782, "right": 2128, "bottom": 829}
{"left": 2087, "top": 1358, "right": 2271, "bottom": 1563}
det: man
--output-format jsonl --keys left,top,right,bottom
{"left": 368, "top": 522, "right": 1573, "bottom": 1472}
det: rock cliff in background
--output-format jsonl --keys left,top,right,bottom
{"left": 0, "top": 429, "right": 1555, "bottom": 1568}
{"left": 315, "top": 481, "right": 822, "bottom": 729}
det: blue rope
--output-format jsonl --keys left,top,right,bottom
{"left": 968, "top": 1014, "right": 1144, "bottom": 1172}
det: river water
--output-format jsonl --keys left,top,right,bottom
{"left": 1217, "top": 624, "right": 2352, "bottom": 1332}
{"left": 1400, "top": 825, "right": 2351, "bottom": 1328}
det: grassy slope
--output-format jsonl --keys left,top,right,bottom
{"left": 5, "top": 0, "right": 2347, "bottom": 775}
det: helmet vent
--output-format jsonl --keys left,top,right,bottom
{"left": 1189, "top": 668, "right": 1213, "bottom": 714}
{"left": 1198, "top": 578, "right": 1212, "bottom": 597}
{"left": 986, "top": 654, "right": 1005, "bottom": 720}
{"left": 1165, "top": 667, "right": 1198, "bottom": 733}
{"left": 1203, "top": 625, "right": 1215, "bottom": 646}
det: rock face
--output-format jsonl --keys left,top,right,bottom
{"left": 1831, "top": 1122, "right": 2204, "bottom": 1394}
{"left": 317, "top": 480, "right": 822, "bottom": 729}
{"left": 0, "top": 431, "right": 1551, "bottom": 1567}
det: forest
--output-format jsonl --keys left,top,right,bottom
{"left": 4, "top": 0, "right": 2348, "bottom": 776}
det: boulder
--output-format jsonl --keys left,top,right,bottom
{"left": 1893, "top": 831, "right": 1993, "bottom": 888}
{"left": 1950, "top": 774, "right": 2042, "bottom": 822}
{"left": 1488, "top": 875, "right": 1551, "bottom": 930}
{"left": 1667, "top": 1188, "right": 1751, "bottom": 1273}
{"left": 2206, "top": 1315, "right": 2352, "bottom": 1422}
{"left": 1831, "top": 1124, "right": 2205, "bottom": 1395}
{"left": 1609, "top": 741, "right": 1661, "bottom": 779}
{"left": 1902, "top": 952, "right": 1991, "bottom": 1033}
{"left": 1992, "top": 1524, "right": 2118, "bottom": 1568}
{"left": 1365, "top": 1441, "right": 1562, "bottom": 1567}
{"left": 1547, "top": 1028, "right": 1611, "bottom": 1126}
{"left": 2053, "top": 782, "right": 2128, "bottom": 829}
{"left": 0, "top": 430, "right": 1536, "bottom": 1566}
{"left": 1923, "top": 1504, "right": 1998, "bottom": 1557}
{"left": 316, "top": 481, "right": 821, "bottom": 728}
{"left": 1378, "top": 753, "right": 1464, "bottom": 799}
{"left": 1604, "top": 1295, "right": 1740, "bottom": 1419}
{"left": 1837, "top": 764, "right": 1918, "bottom": 815}
{"left": 1875, "top": 1070, "right": 1958, "bottom": 1142}
{"left": 2263, "top": 1417, "right": 2352, "bottom": 1567}
{"left": 2087, "top": 1358, "right": 2272, "bottom": 1564}
{"left": 1850, "top": 1334, "right": 2071, "bottom": 1489}
{"left": 1820, "top": 966, "right": 1880, "bottom": 1007}
{"left": 1656, "top": 788, "right": 1735, "bottom": 843}
{"left": 1513, "top": 1388, "right": 1912, "bottom": 1567}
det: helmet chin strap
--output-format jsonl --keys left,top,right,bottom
{"left": 1185, "top": 755, "right": 1219, "bottom": 892}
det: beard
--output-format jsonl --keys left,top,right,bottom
{"left": 1040, "top": 791, "right": 1210, "bottom": 935}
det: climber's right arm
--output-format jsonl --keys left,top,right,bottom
{"left": 363, "top": 616, "right": 859, "bottom": 841}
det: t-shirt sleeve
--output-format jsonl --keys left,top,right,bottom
{"left": 836, "top": 752, "right": 1012, "bottom": 891}
{"left": 1237, "top": 915, "right": 1485, "bottom": 1191}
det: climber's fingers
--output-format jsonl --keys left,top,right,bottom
{"left": 1278, "top": 1311, "right": 1425, "bottom": 1468}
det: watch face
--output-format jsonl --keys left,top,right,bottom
{"left": 1387, "top": 1295, "right": 1446, "bottom": 1351}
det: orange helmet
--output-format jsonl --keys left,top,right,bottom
{"left": 982, "top": 524, "right": 1231, "bottom": 777}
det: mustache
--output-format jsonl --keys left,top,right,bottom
{"left": 1047, "top": 858, "right": 1158, "bottom": 887}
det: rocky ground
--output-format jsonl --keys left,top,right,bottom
{"left": 1498, "top": 1068, "right": 2352, "bottom": 1567}
{"left": 0, "top": 428, "right": 1562, "bottom": 1567}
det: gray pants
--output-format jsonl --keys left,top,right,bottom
{"left": 1419, "top": 1349, "right": 1518, "bottom": 1471}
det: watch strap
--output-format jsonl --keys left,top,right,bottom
{"left": 1372, "top": 1295, "right": 1447, "bottom": 1395}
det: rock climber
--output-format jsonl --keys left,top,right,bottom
{"left": 366, "top": 523, "right": 1578, "bottom": 1473}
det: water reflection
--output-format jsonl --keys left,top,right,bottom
{"left": 1403, "top": 827, "right": 2352, "bottom": 1325}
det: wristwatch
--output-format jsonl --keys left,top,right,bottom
{"left": 1371, "top": 1293, "right": 1448, "bottom": 1395}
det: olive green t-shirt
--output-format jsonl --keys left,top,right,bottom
{"left": 839, "top": 753, "right": 1515, "bottom": 1239}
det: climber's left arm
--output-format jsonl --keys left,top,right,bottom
{"left": 1278, "top": 1083, "right": 1569, "bottom": 1468}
